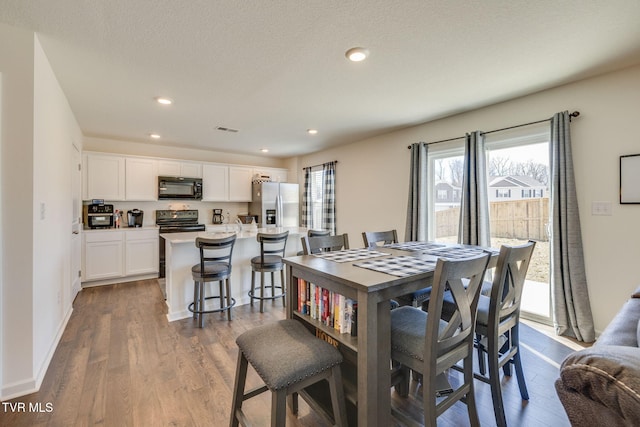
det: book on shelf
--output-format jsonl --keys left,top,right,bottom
{"left": 296, "top": 278, "right": 357, "bottom": 336}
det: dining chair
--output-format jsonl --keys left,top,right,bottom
{"left": 390, "top": 252, "right": 491, "bottom": 427}
{"left": 301, "top": 233, "right": 349, "bottom": 255}
{"left": 442, "top": 241, "right": 536, "bottom": 427}
{"left": 296, "top": 229, "right": 331, "bottom": 255}
{"left": 362, "top": 229, "right": 398, "bottom": 248}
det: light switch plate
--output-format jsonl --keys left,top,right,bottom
{"left": 591, "top": 201, "right": 612, "bottom": 216}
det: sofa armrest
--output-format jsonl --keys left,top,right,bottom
{"left": 558, "top": 345, "right": 640, "bottom": 424}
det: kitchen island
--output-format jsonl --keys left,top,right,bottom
{"left": 161, "top": 227, "right": 306, "bottom": 321}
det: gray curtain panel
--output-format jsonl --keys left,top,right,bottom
{"left": 405, "top": 142, "right": 429, "bottom": 242}
{"left": 301, "top": 167, "right": 312, "bottom": 228}
{"left": 550, "top": 111, "right": 595, "bottom": 342}
{"left": 322, "top": 161, "right": 337, "bottom": 235}
{"left": 458, "top": 131, "right": 491, "bottom": 247}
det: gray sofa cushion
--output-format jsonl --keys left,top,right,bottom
{"left": 596, "top": 297, "right": 640, "bottom": 347}
{"left": 559, "top": 345, "right": 640, "bottom": 423}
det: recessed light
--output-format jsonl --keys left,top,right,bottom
{"left": 307, "top": 129, "right": 318, "bottom": 135}
{"left": 345, "top": 47, "right": 369, "bottom": 62}
{"left": 149, "top": 133, "right": 161, "bottom": 139}
{"left": 155, "top": 97, "right": 173, "bottom": 105}
{"left": 260, "top": 148, "right": 269, "bottom": 153}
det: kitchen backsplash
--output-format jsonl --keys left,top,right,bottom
{"left": 83, "top": 200, "right": 250, "bottom": 227}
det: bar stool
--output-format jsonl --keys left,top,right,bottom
{"left": 189, "top": 235, "right": 236, "bottom": 327}
{"left": 250, "top": 231, "right": 289, "bottom": 313}
{"left": 230, "top": 319, "right": 348, "bottom": 427}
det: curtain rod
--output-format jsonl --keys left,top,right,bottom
{"left": 302, "top": 160, "right": 338, "bottom": 170}
{"left": 407, "top": 111, "right": 580, "bottom": 149}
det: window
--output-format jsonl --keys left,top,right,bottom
{"left": 308, "top": 167, "right": 324, "bottom": 230}
{"left": 496, "top": 188, "right": 511, "bottom": 198}
{"left": 484, "top": 122, "right": 551, "bottom": 322}
{"left": 428, "top": 144, "right": 465, "bottom": 243}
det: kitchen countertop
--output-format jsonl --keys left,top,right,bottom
{"left": 83, "top": 225, "right": 159, "bottom": 232}
{"left": 161, "top": 227, "right": 307, "bottom": 244}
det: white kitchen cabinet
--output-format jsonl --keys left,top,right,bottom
{"left": 202, "top": 164, "right": 229, "bottom": 201}
{"left": 125, "top": 158, "right": 158, "bottom": 201}
{"left": 84, "top": 153, "right": 125, "bottom": 200}
{"left": 253, "top": 167, "right": 289, "bottom": 183}
{"left": 125, "top": 229, "right": 159, "bottom": 275}
{"left": 229, "top": 166, "right": 253, "bottom": 201}
{"left": 158, "top": 160, "right": 202, "bottom": 178}
{"left": 83, "top": 231, "right": 124, "bottom": 281}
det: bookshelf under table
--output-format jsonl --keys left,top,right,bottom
{"left": 285, "top": 253, "right": 439, "bottom": 427}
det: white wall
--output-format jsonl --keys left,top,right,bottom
{"left": 298, "top": 64, "right": 640, "bottom": 335}
{"left": 32, "top": 36, "right": 82, "bottom": 382}
{"left": 0, "top": 25, "right": 81, "bottom": 399}
{"left": 0, "top": 23, "right": 36, "bottom": 399}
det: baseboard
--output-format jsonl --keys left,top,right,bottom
{"left": 1, "top": 305, "right": 73, "bottom": 400}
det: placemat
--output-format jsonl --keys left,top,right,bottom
{"left": 312, "top": 248, "right": 389, "bottom": 263}
{"left": 422, "top": 246, "right": 497, "bottom": 259}
{"left": 383, "top": 241, "right": 446, "bottom": 252}
{"left": 353, "top": 256, "right": 437, "bottom": 277}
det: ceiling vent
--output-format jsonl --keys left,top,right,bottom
{"left": 216, "top": 126, "right": 239, "bottom": 133}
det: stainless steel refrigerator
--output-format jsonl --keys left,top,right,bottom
{"left": 249, "top": 182, "right": 299, "bottom": 227}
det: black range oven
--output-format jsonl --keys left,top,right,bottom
{"left": 157, "top": 209, "right": 205, "bottom": 278}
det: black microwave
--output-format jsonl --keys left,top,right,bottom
{"left": 158, "top": 176, "right": 203, "bottom": 200}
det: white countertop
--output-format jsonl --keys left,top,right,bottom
{"left": 161, "top": 226, "right": 307, "bottom": 244}
{"left": 83, "top": 225, "right": 159, "bottom": 232}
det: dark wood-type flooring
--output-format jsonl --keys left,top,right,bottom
{"left": 2, "top": 279, "right": 584, "bottom": 426}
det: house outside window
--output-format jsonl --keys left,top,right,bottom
{"left": 496, "top": 188, "right": 511, "bottom": 198}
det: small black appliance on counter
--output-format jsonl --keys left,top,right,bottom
{"left": 212, "top": 209, "right": 225, "bottom": 224}
{"left": 127, "top": 209, "right": 144, "bottom": 227}
{"left": 84, "top": 202, "right": 114, "bottom": 229}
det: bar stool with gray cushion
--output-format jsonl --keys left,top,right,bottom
{"left": 230, "top": 319, "right": 348, "bottom": 427}
{"left": 250, "top": 231, "right": 289, "bottom": 313}
{"left": 390, "top": 253, "right": 491, "bottom": 427}
{"left": 189, "top": 235, "right": 236, "bottom": 327}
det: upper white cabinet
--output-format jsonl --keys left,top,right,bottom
{"left": 202, "top": 164, "right": 229, "bottom": 201}
{"left": 158, "top": 160, "right": 202, "bottom": 178}
{"left": 202, "top": 164, "right": 253, "bottom": 201}
{"left": 125, "top": 158, "right": 158, "bottom": 201}
{"left": 84, "top": 154, "right": 126, "bottom": 200}
{"left": 229, "top": 166, "right": 253, "bottom": 201}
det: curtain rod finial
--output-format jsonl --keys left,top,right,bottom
{"left": 570, "top": 111, "right": 580, "bottom": 118}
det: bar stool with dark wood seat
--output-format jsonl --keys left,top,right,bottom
{"left": 250, "top": 231, "right": 289, "bottom": 313}
{"left": 189, "top": 235, "right": 237, "bottom": 327}
{"left": 230, "top": 319, "right": 348, "bottom": 427}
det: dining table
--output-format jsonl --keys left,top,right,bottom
{"left": 283, "top": 242, "right": 498, "bottom": 427}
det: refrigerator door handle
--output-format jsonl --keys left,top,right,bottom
{"left": 275, "top": 194, "right": 283, "bottom": 226}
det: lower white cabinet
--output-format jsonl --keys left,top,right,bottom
{"left": 83, "top": 231, "right": 124, "bottom": 281}
{"left": 125, "top": 230, "right": 159, "bottom": 275}
{"left": 83, "top": 229, "right": 159, "bottom": 283}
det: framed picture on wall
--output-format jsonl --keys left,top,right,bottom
{"left": 620, "top": 154, "right": 640, "bottom": 204}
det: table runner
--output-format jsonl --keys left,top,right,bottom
{"left": 422, "top": 246, "right": 498, "bottom": 259}
{"left": 312, "top": 248, "right": 388, "bottom": 263}
{"left": 383, "top": 241, "right": 446, "bottom": 252}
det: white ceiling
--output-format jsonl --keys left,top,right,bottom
{"left": 1, "top": 1, "right": 640, "bottom": 157}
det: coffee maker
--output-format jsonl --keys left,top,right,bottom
{"left": 127, "top": 209, "right": 144, "bottom": 227}
{"left": 212, "top": 209, "right": 225, "bottom": 224}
